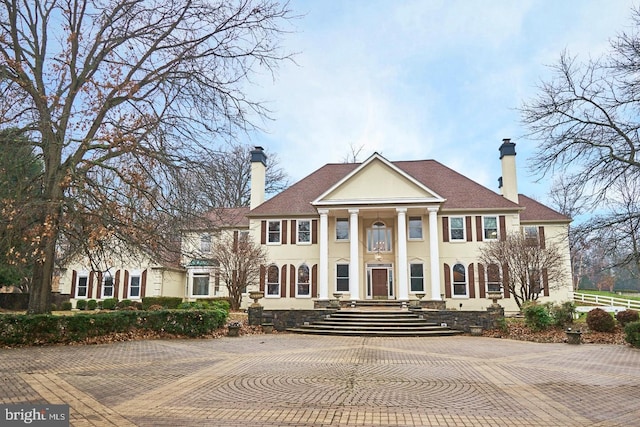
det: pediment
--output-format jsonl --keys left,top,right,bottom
{"left": 313, "top": 153, "right": 445, "bottom": 206}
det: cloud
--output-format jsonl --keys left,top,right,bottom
{"left": 246, "top": 0, "right": 638, "bottom": 202}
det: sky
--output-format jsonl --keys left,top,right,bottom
{"left": 246, "top": 0, "right": 639, "bottom": 206}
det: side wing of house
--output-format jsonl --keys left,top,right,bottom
{"left": 58, "top": 244, "right": 185, "bottom": 306}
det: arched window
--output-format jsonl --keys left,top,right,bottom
{"left": 266, "top": 264, "right": 280, "bottom": 296}
{"left": 452, "top": 263, "right": 467, "bottom": 296}
{"left": 487, "top": 264, "right": 501, "bottom": 293}
{"left": 297, "top": 264, "right": 310, "bottom": 297}
{"left": 367, "top": 221, "right": 392, "bottom": 252}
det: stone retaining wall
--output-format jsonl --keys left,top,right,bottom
{"left": 250, "top": 306, "right": 505, "bottom": 333}
{"left": 415, "top": 307, "right": 504, "bottom": 332}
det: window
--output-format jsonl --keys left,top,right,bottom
{"left": 410, "top": 263, "right": 424, "bottom": 292}
{"left": 200, "top": 234, "right": 211, "bottom": 253}
{"left": 267, "top": 221, "right": 281, "bottom": 244}
{"left": 297, "top": 264, "right": 310, "bottom": 297}
{"left": 452, "top": 263, "right": 467, "bottom": 296}
{"left": 529, "top": 269, "right": 541, "bottom": 294}
{"left": 483, "top": 216, "right": 498, "bottom": 240}
{"left": 129, "top": 274, "right": 141, "bottom": 298}
{"left": 367, "top": 221, "right": 392, "bottom": 252}
{"left": 408, "top": 217, "right": 423, "bottom": 239}
{"left": 266, "top": 265, "right": 280, "bottom": 296}
{"left": 524, "top": 226, "right": 539, "bottom": 246}
{"left": 297, "top": 220, "right": 311, "bottom": 244}
{"left": 102, "top": 274, "right": 114, "bottom": 298}
{"left": 336, "top": 264, "right": 349, "bottom": 292}
{"left": 450, "top": 217, "right": 465, "bottom": 241}
{"left": 486, "top": 264, "right": 501, "bottom": 293}
{"left": 192, "top": 273, "right": 210, "bottom": 296}
{"left": 76, "top": 274, "right": 88, "bottom": 298}
{"left": 336, "top": 218, "right": 349, "bottom": 241}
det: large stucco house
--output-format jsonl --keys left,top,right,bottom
{"left": 58, "top": 139, "right": 573, "bottom": 313}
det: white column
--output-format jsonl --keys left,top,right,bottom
{"left": 428, "top": 207, "right": 441, "bottom": 300}
{"left": 349, "top": 209, "right": 360, "bottom": 300}
{"left": 318, "top": 209, "right": 329, "bottom": 300}
{"left": 396, "top": 208, "right": 409, "bottom": 301}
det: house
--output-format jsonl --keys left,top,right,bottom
{"left": 244, "top": 139, "right": 572, "bottom": 312}
{"left": 58, "top": 139, "right": 573, "bottom": 314}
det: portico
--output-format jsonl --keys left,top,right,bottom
{"left": 315, "top": 205, "right": 443, "bottom": 303}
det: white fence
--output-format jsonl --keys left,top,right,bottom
{"left": 570, "top": 291, "right": 640, "bottom": 311}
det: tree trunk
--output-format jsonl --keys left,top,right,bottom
{"left": 27, "top": 233, "right": 56, "bottom": 314}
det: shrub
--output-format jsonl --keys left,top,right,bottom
{"left": 624, "top": 321, "right": 640, "bottom": 348}
{"left": 60, "top": 302, "right": 72, "bottom": 311}
{"left": 178, "top": 301, "right": 210, "bottom": 310}
{"left": 142, "top": 297, "right": 183, "bottom": 310}
{"left": 548, "top": 301, "right": 575, "bottom": 328}
{"left": 101, "top": 298, "right": 118, "bottom": 310}
{"left": 522, "top": 302, "right": 553, "bottom": 331}
{"left": 586, "top": 308, "right": 616, "bottom": 332}
{"left": 207, "top": 299, "right": 231, "bottom": 312}
{"left": 75, "top": 299, "right": 87, "bottom": 310}
{"left": 50, "top": 303, "right": 58, "bottom": 311}
{"left": 87, "top": 299, "right": 98, "bottom": 310}
{"left": 0, "top": 309, "right": 227, "bottom": 346}
{"left": 616, "top": 309, "right": 639, "bottom": 327}
{"left": 117, "top": 299, "right": 133, "bottom": 309}
{"left": 147, "top": 304, "right": 164, "bottom": 311}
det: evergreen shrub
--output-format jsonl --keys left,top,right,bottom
{"left": 616, "top": 309, "right": 639, "bottom": 327}
{"left": 624, "top": 321, "right": 640, "bottom": 348}
{"left": 523, "top": 302, "right": 553, "bottom": 331}
{"left": 586, "top": 308, "right": 615, "bottom": 332}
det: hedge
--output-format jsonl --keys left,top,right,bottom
{"left": 0, "top": 308, "right": 229, "bottom": 346}
{"left": 141, "top": 296, "right": 183, "bottom": 310}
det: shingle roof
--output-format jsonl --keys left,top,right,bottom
{"left": 249, "top": 159, "right": 522, "bottom": 216}
{"left": 185, "top": 207, "right": 250, "bottom": 231}
{"left": 518, "top": 194, "right": 570, "bottom": 223}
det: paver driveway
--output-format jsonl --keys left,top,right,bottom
{"left": 1, "top": 334, "right": 639, "bottom": 426}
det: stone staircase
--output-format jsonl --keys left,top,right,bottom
{"left": 287, "top": 309, "right": 463, "bottom": 337}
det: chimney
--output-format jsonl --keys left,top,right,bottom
{"left": 498, "top": 138, "right": 519, "bottom": 204}
{"left": 250, "top": 146, "right": 267, "bottom": 210}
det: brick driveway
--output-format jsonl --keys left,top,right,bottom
{"left": 1, "top": 334, "right": 639, "bottom": 426}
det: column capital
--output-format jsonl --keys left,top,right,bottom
{"left": 348, "top": 208, "right": 360, "bottom": 214}
{"left": 427, "top": 206, "right": 439, "bottom": 213}
{"left": 395, "top": 207, "right": 408, "bottom": 214}
{"left": 318, "top": 209, "right": 329, "bottom": 215}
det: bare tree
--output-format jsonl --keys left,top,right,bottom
{"left": 169, "top": 143, "right": 289, "bottom": 211}
{"left": 579, "top": 173, "right": 640, "bottom": 287}
{"left": 342, "top": 143, "right": 366, "bottom": 163}
{"left": 212, "top": 231, "right": 267, "bottom": 310}
{"left": 479, "top": 233, "right": 566, "bottom": 310}
{"left": 0, "top": 0, "right": 295, "bottom": 313}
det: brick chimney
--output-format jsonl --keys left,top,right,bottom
{"left": 498, "top": 138, "right": 519, "bottom": 204}
{"left": 250, "top": 146, "right": 267, "bottom": 210}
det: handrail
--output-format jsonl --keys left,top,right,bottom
{"left": 570, "top": 291, "right": 640, "bottom": 310}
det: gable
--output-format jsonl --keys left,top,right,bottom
{"left": 314, "top": 155, "right": 444, "bottom": 206}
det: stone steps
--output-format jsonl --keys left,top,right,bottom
{"left": 288, "top": 309, "right": 463, "bottom": 337}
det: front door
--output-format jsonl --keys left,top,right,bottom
{"left": 372, "top": 268, "right": 388, "bottom": 298}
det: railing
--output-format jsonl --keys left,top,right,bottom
{"left": 570, "top": 291, "right": 640, "bottom": 311}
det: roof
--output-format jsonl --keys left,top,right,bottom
{"left": 200, "top": 207, "right": 250, "bottom": 229}
{"left": 518, "top": 194, "right": 570, "bottom": 223}
{"left": 249, "top": 159, "right": 522, "bottom": 216}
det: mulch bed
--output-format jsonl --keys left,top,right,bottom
{"left": 483, "top": 322, "right": 628, "bottom": 345}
